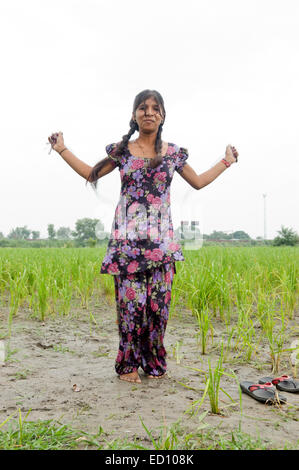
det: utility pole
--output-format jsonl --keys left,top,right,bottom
{"left": 263, "top": 193, "right": 267, "bottom": 240}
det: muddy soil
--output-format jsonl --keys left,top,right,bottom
{"left": 0, "top": 296, "right": 298, "bottom": 449}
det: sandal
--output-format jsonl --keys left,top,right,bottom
{"left": 240, "top": 381, "right": 287, "bottom": 404}
{"left": 259, "top": 375, "right": 299, "bottom": 393}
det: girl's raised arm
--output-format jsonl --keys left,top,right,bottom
{"left": 178, "top": 145, "right": 239, "bottom": 190}
{"left": 48, "top": 131, "right": 116, "bottom": 181}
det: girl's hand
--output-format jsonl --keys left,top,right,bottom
{"left": 48, "top": 131, "right": 65, "bottom": 153}
{"left": 225, "top": 144, "right": 239, "bottom": 164}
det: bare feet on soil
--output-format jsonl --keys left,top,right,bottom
{"left": 119, "top": 371, "right": 142, "bottom": 383}
{"left": 118, "top": 372, "right": 166, "bottom": 382}
{"left": 147, "top": 373, "right": 166, "bottom": 379}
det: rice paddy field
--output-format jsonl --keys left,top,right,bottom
{"left": 0, "top": 245, "right": 298, "bottom": 450}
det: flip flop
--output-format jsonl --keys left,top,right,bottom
{"left": 259, "top": 375, "right": 299, "bottom": 393}
{"left": 240, "top": 381, "right": 287, "bottom": 404}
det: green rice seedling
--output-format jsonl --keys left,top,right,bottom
{"left": 0, "top": 257, "right": 8, "bottom": 306}
{"left": 14, "top": 369, "right": 31, "bottom": 380}
{"left": 89, "top": 311, "right": 98, "bottom": 334}
{"left": 139, "top": 411, "right": 211, "bottom": 451}
{"left": 171, "top": 340, "right": 183, "bottom": 364}
{"left": 235, "top": 307, "right": 259, "bottom": 362}
{"left": 6, "top": 269, "right": 28, "bottom": 336}
{"left": 255, "top": 285, "right": 269, "bottom": 319}
{"left": 210, "top": 268, "right": 231, "bottom": 322}
{"left": 0, "top": 409, "right": 19, "bottom": 431}
{"left": 181, "top": 376, "right": 210, "bottom": 417}
{"left": 230, "top": 369, "right": 243, "bottom": 432}
{"left": 75, "top": 262, "right": 96, "bottom": 309}
{"left": 182, "top": 344, "right": 239, "bottom": 417}
{"left": 275, "top": 264, "right": 298, "bottom": 319}
{"left": 0, "top": 408, "right": 32, "bottom": 448}
{"left": 258, "top": 309, "right": 277, "bottom": 371}
{"left": 188, "top": 259, "right": 220, "bottom": 317}
{"left": 47, "top": 275, "right": 60, "bottom": 315}
{"left": 258, "top": 300, "right": 288, "bottom": 374}
{"left": 52, "top": 344, "right": 72, "bottom": 354}
{"left": 139, "top": 415, "right": 182, "bottom": 450}
{"left": 0, "top": 411, "right": 97, "bottom": 450}
{"left": 3, "top": 342, "right": 18, "bottom": 363}
{"left": 221, "top": 323, "right": 238, "bottom": 362}
{"left": 289, "top": 340, "right": 299, "bottom": 378}
{"left": 27, "top": 262, "right": 52, "bottom": 321}
{"left": 59, "top": 279, "right": 73, "bottom": 316}
{"left": 98, "top": 274, "right": 115, "bottom": 305}
{"left": 206, "top": 345, "right": 225, "bottom": 414}
{"left": 169, "top": 264, "right": 188, "bottom": 315}
{"left": 1, "top": 245, "right": 297, "bottom": 331}
{"left": 206, "top": 353, "right": 241, "bottom": 415}
{"left": 7, "top": 280, "right": 21, "bottom": 337}
{"left": 232, "top": 271, "right": 253, "bottom": 312}
{"left": 238, "top": 330, "right": 260, "bottom": 363}
{"left": 190, "top": 288, "right": 209, "bottom": 318}
{"left": 36, "top": 277, "right": 49, "bottom": 322}
{"left": 195, "top": 306, "right": 213, "bottom": 355}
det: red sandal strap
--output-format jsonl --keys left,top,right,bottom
{"left": 272, "top": 375, "right": 290, "bottom": 385}
{"left": 249, "top": 382, "right": 274, "bottom": 392}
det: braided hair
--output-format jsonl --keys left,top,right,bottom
{"left": 86, "top": 90, "right": 166, "bottom": 189}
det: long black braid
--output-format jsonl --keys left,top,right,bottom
{"left": 150, "top": 121, "right": 164, "bottom": 169}
{"left": 114, "top": 118, "right": 138, "bottom": 157}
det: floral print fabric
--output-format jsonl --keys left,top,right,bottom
{"left": 100, "top": 142, "right": 189, "bottom": 275}
{"left": 113, "top": 261, "right": 176, "bottom": 376}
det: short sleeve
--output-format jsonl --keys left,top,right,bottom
{"left": 175, "top": 147, "right": 189, "bottom": 174}
{"left": 105, "top": 143, "right": 120, "bottom": 168}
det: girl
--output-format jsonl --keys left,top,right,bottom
{"left": 48, "top": 89, "right": 238, "bottom": 384}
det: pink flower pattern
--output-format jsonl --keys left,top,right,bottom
{"left": 100, "top": 142, "right": 189, "bottom": 275}
{"left": 113, "top": 262, "right": 176, "bottom": 376}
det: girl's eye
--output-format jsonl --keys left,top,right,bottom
{"left": 137, "top": 105, "right": 161, "bottom": 115}
{"left": 138, "top": 105, "right": 160, "bottom": 110}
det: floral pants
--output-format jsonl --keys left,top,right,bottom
{"left": 113, "top": 262, "right": 176, "bottom": 377}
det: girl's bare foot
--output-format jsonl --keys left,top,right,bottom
{"left": 119, "top": 371, "right": 141, "bottom": 383}
{"left": 147, "top": 373, "right": 166, "bottom": 379}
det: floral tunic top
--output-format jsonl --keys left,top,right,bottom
{"left": 100, "top": 142, "right": 189, "bottom": 276}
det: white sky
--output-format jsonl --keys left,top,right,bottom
{"left": 1, "top": 0, "right": 298, "bottom": 239}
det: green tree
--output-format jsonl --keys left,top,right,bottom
{"left": 273, "top": 225, "right": 299, "bottom": 246}
{"left": 31, "top": 231, "right": 40, "bottom": 239}
{"left": 232, "top": 230, "right": 251, "bottom": 239}
{"left": 7, "top": 226, "right": 31, "bottom": 239}
{"left": 56, "top": 227, "right": 72, "bottom": 239}
{"left": 71, "top": 218, "right": 103, "bottom": 242}
{"left": 47, "top": 224, "right": 56, "bottom": 240}
{"left": 206, "top": 231, "right": 231, "bottom": 240}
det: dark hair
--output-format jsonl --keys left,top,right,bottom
{"left": 86, "top": 89, "right": 166, "bottom": 190}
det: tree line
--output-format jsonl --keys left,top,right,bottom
{"left": 0, "top": 219, "right": 298, "bottom": 247}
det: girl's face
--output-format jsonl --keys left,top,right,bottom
{"left": 133, "top": 96, "right": 164, "bottom": 133}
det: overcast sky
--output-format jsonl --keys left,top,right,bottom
{"left": 1, "top": 0, "right": 298, "bottom": 240}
